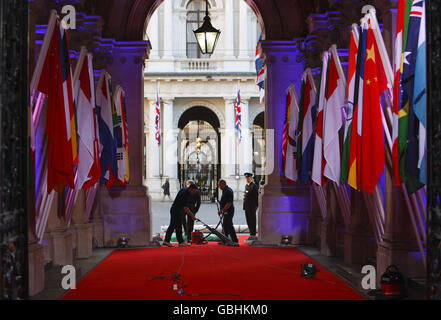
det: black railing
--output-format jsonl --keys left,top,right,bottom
{"left": 179, "top": 164, "right": 219, "bottom": 202}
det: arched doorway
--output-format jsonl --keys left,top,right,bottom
{"left": 178, "top": 106, "right": 221, "bottom": 201}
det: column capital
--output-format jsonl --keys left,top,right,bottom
{"left": 224, "top": 97, "right": 237, "bottom": 104}
{"left": 260, "top": 40, "right": 303, "bottom": 65}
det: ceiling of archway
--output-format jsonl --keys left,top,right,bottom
{"left": 94, "top": 0, "right": 330, "bottom": 41}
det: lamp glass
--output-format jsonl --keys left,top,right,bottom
{"left": 193, "top": 16, "right": 221, "bottom": 55}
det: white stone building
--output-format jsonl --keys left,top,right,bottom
{"left": 143, "top": 0, "right": 265, "bottom": 200}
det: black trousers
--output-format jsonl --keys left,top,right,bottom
{"left": 182, "top": 213, "right": 195, "bottom": 238}
{"left": 245, "top": 208, "right": 257, "bottom": 236}
{"left": 164, "top": 207, "right": 184, "bottom": 243}
{"left": 222, "top": 213, "right": 238, "bottom": 243}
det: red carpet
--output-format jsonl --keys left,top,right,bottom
{"left": 63, "top": 237, "right": 364, "bottom": 300}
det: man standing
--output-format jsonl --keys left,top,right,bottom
{"left": 183, "top": 180, "right": 201, "bottom": 241}
{"left": 243, "top": 172, "right": 259, "bottom": 240}
{"left": 217, "top": 180, "right": 239, "bottom": 245}
{"left": 163, "top": 184, "right": 197, "bottom": 247}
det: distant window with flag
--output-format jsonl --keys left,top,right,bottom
{"left": 255, "top": 35, "right": 265, "bottom": 104}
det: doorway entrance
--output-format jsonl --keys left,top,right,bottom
{"left": 178, "top": 107, "right": 221, "bottom": 201}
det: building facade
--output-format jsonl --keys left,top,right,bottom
{"left": 143, "top": 0, "right": 265, "bottom": 200}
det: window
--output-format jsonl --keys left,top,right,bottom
{"left": 186, "top": 0, "right": 211, "bottom": 58}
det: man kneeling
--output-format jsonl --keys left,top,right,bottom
{"left": 163, "top": 183, "right": 197, "bottom": 247}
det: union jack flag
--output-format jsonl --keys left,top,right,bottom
{"left": 235, "top": 83, "right": 242, "bottom": 144}
{"left": 155, "top": 81, "right": 161, "bottom": 146}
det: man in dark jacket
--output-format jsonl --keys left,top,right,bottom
{"left": 218, "top": 179, "right": 238, "bottom": 244}
{"left": 163, "top": 184, "right": 197, "bottom": 247}
{"left": 243, "top": 172, "right": 259, "bottom": 240}
{"left": 183, "top": 180, "right": 201, "bottom": 240}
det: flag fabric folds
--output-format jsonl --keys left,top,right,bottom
{"left": 312, "top": 51, "right": 329, "bottom": 186}
{"left": 283, "top": 84, "right": 300, "bottom": 183}
{"left": 33, "top": 13, "right": 78, "bottom": 193}
{"left": 399, "top": 0, "right": 425, "bottom": 193}
{"left": 299, "top": 69, "right": 318, "bottom": 184}
{"left": 155, "top": 81, "right": 161, "bottom": 146}
{"left": 323, "top": 46, "right": 345, "bottom": 184}
{"left": 255, "top": 35, "right": 265, "bottom": 104}
{"left": 73, "top": 47, "right": 101, "bottom": 190}
{"left": 235, "top": 82, "right": 242, "bottom": 144}
{"left": 340, "top": 25, "right": 359, "bottom": 185}
{"left": 114, "top": 86, "right": 130, "bottom": 186}
{"left": 413, "top": 0, "right": 426, "bottom": 185}
{"left": 359, "top": 19, "right": 385, "bottom": 194}
{"left": 392, "top": 0, "right": 411, "bottom": 186}
{"left": 96, "top": 70, "right": 117, "bottom": 187}
{"left": 348, "top": 18, "right": 368, "bottom": 191}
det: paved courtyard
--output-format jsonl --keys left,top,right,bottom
{"left": 151, "top": 200, "right": 255, "bottom": 235}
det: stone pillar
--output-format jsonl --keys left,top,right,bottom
{"left": 43, "top": 195, "right": 74, "bottom": 266}
{"left": 257, "top": 41, "right": 310, "bottom": 246}
{"left": 238, "top": 0, "right": 249, "bottom": 58}
{"left": 163, "top": 0, "right": 173, "bottom": 58}
{"left": 95, "top": 40, "right": 153, "bottom": 247}
{"left": 162, "top": 97, "right": 179, "bottom": 194}
{"left": 240, "top": 97, "right": 253, "bottom": 175}
{"left": 307, "top": 189, "right": 323, "bottom": 247}
{"left": 224, "top": 0, "right": 235, "bottom": 57}
{"left": 320, "top": 184, "right": 342, "bottom": 256}
{"left": 221, "top": 98, "right": 237, "bottom": 189}
{"left": 344, "top": 189, "right": 375, "bottom": 264}
{"left": 147, "top": 9, "right": 159, "bottom": 59}
{"left": 71, "top": 190, "right": 93, "bottom": 259}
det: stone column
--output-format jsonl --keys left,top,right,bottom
{"left": 222, "top": 98, "right": 237, "bottom": 182}
{"left": 344, "top": 189, "right": 375, "bottom": 264}
{"left": 42, "top": 195, "right": 73, "bottom": 266}
{"left": 94, "top": 40, "right": 152, "bottom": 247}
{"left": 163, "top": 0, "right": 173, "bottom": 59}
{"left": 162, "top": 97, "right": 179, "bottom": 194}
{"left": 71, "top": 190, "right": 93, "bottom": 259}
{"left": 320, "top": 184, "right": 341, "bottom": 256}
{"left": 238, "top": 0, "right": 249, "bottom": 58}
{"left": 257, "top": 41, "right": 310, "bottom": 246}
{"left": 240, "top": 97, "right": 253, "bottom": 175}
{"left": 224, "top": 0, "right": 235, "bottom": 57}
{"left": 147, "top": 9, "right": 159, "bottom": 59}
{"left": 145, "top": 97, "right": 163, "bottom": 199}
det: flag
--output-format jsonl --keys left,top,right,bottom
{"left": 73, "top": 47, "right": 101, "bottom": 190}
{"left": 235, "top": 82, "right": 242, "bottom": 144}
{"left": 299, "top": 69, "right": 318, "bottom": 184}
{"left": 323, "top": 46, "right": 345, "bottom": 184}
{"left": 312, "top": 51, "right": 329, "bottom": 186}
{"left": 283, "top": 84, "right": 300, "bottom": 182}
{"left": 155, "top": 81, "right": 161, "bottom": 146}
{"left": 114, "top": 86, "right": 130, "bottom": 186}
{"left": 340, "top": 25, "right": 359, "bottom": 185}
{"left": 348, "top": 18, "right": 368, "bottom": 191}
{"left": 401, "top": 0, "right": 425, "bottom": 193}
{"left": 413, "top": 0, "right": 426, "bottom": 185}
{"left": 32, "top": 13, "right": 78, "bottom": 193}
{"left": 392, "top": 0, "right": 409, "bottom": 186}
{"left": 255, "top": 35, "right": 265, "bottom": 104}
{"left": 96, "top": 70, "right": 117, "bottom": 186}
{"left": 296, "top": 78, "right": 305, "bottom": 176}
{"left": 359, "top": 19, "right": 385, "bottom": 194}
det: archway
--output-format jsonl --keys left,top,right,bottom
{"left": 178, "top": 106, "right": 221, "bottom": 201}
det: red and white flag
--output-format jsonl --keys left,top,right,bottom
{"left": 73, "top": 46, "right": 101, "bottom": 190}
{"left": 283, "top": 84, "right": 300, "bottom": 182}
{"left": 312, "top": 51, "right": 329, "bottom": 186}
{"left": 31, "top": 11, "right": 78, "bottom": 193}
{"left": 323, "top": 46, "right": 346, "bottom": 184}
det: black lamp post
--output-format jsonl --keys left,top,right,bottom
{"left": 193, "top": 0, "right": 221, "bottom": 55}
